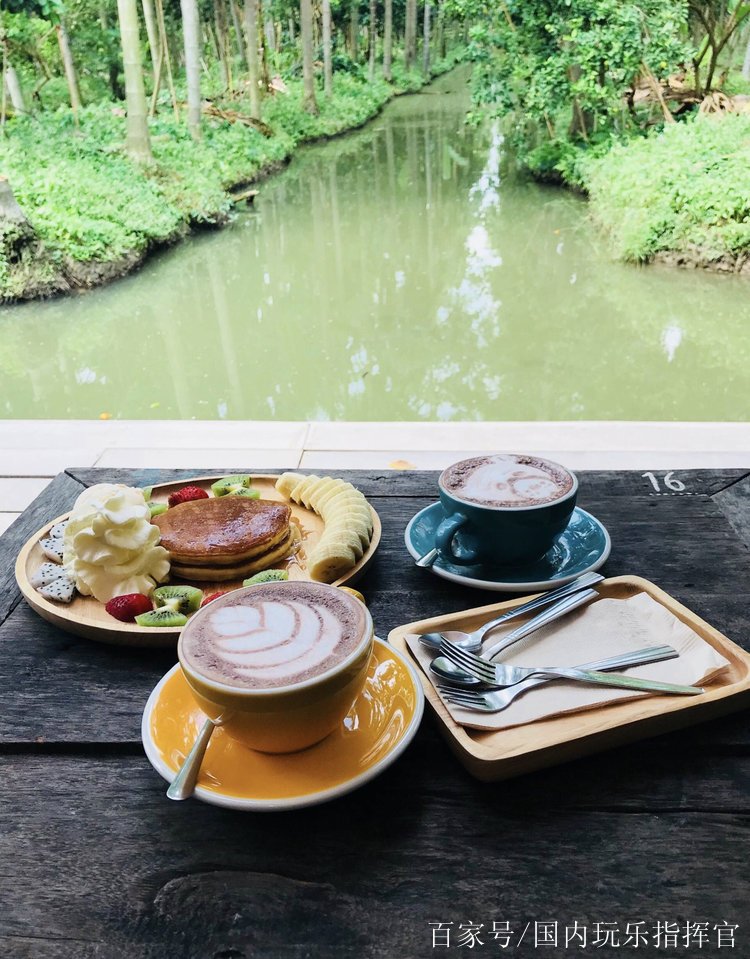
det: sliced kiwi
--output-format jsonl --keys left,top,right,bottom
{"left": 141, "top": 486, "right": 153, "bottom": 502}
{"left": 152, "top": 585, "right": 204, "bottom": 613}
{"left": 135, "top": 608, "right": 187, "bottom": 628}
{"left": 148, "top": 501, "right": 168, "bottom": 517}
{"left": 211, "top": 474, "right": 253, "bottom": 496}
{"left": 227, "top": 487, "right": 260, "bottom": 499}
{"left": 243, "top": 570, "right": 289, "bottom": 586}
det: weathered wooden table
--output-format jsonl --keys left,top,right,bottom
{"left": 2, "top": 467, "right": 750, "bottom": 959}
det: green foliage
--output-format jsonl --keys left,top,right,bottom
{"left": 448, "top": 0, "right": 691, "bottom": 149}
{"left": 1, "top": 115, "right": 182, "bottom": 261}
{"left": 0, "top": 47, "right": 464, "bottom": 292}
{"left": 583, "top": 113, "right": 750, "bottom": 261}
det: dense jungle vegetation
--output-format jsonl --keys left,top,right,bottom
{"left": 0, "top": 0, "right": 464, "bottom": 299}
{"left": 450, "top": 0, "right": 750, "bottom": 271}
{"left": 2, "top": 0, "right": 750, "bottom": 302}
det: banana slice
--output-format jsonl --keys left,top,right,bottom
{"left": 276, "top": 472, "right": 305, "bottom": 499}
{"left": 276, "top": 471, "right": 373, "bottom": 581}
{"left": 325, "top": 509, "right": 372, "bottom": 534}
{"left": 323, "top": 489, "right": 368, "bottom": 510}
{"left": 314, "top": 482, "right": 355, "bottom": 513}
{"left": 291, "top": 474, "right": 321, "bottom": 506}
{"left": 306, "top": 477, "right": 340, "bottom": 510}
{"left": 321, "top": 530, "right": 364, "bottom": 560}
{"left": 325, "top": 500, "right": 373, "bottom": 523}
{"left": 308, "top": 543, "right": 358, "bottom": 583}
{"left": 323, "top": 519, "right": 371, "bottom": 549}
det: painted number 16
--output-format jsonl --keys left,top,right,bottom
{"left": 642, "top": 471, "right": 686, "bottom": 493}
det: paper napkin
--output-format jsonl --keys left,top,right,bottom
{"left": 405, "top": 593, "right": 730, "bottom": 731}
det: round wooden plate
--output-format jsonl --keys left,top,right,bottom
{"left": 15, "top": 474, "right": 382, "bottom": 648}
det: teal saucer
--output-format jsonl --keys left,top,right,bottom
{"left": 404, "top": 503, "right": 611, "bottom": 592}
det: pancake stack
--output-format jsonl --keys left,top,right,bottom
{"left": 153, "top": 497, "right": 295, "bottom": 581}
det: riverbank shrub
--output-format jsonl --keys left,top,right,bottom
{"left": 582, "top": 114, "right": 750, "bottom": 263}
{"left": 0, "top": 50, "right": 463, "bottom": 299}
{"left": 448, "top": 0, "right": 750, "bottom": 269}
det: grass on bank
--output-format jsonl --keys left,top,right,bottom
{"left": 581, "top": 113, "right": 750, "bottom": 264}
{"left": 0, "top": 54, "right": 462, "bottom": 297}
{"left": 519, "top": 73, "right": 750, "bottom": 268}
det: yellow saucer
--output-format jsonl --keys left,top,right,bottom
{"left": 141, "top": 639, "right": 424, "bottom": 810}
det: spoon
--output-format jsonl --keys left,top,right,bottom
{"left": 418, "top": 572, "right": 604, "bottom": 653}
{"left": 166, "top": 718, "right": 216, "bottom": 801}
{"left": 415, "top": 547, "right": 438, "bottom": 568}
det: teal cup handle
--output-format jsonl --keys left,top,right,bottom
{"left": 435, "top": 512, "right": 480, "bottom": 565}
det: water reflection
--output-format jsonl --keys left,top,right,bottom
{"left": 1, "top": 66, "right": 750, "bottom": 420}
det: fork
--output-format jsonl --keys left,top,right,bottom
{"left": 439, "top": 638, "right": 704, "bottom": 695}
{"left": 437, "top": 646, "right": 687, "bottom": 713}
{"left": 429, "top": 587, "right": 600, "bottom": 684}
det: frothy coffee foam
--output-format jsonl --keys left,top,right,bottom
{"left": 441, "top": 454, "right": 574, "bottom": 508}
{"left": 181, "top": 582, "right": 367, "bottom": 689}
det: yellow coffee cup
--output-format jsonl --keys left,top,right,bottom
{"left": 177, "top": 581, "right": 374, "bottom": 754}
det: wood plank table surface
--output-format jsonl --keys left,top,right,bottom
{"left": 2, "top": 466, "right": 750, "bottom": 959}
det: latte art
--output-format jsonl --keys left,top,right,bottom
{"left": 181, "top": 581, "right": 367, "bottom": 689}
{"left": 441, "top": 454, "right": 574, "bottom": 508}
{"left": 208, "top": 600, "right": 343, "bottom": 680}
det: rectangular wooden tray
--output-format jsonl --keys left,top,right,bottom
{"left": 388, "top": 575, "right": 750, "bottom": 781}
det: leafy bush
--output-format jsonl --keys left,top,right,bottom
{"left": 582, "top": 114, "right": 750, "bottom": 261}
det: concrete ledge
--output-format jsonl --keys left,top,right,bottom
{"left": 2, "top": 420, "right": 748, "bottom": 513}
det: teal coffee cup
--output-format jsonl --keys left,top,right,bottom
{"left": 435, "top": 454, "right": 578, "bottom": 566}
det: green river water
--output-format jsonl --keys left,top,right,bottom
{"left": 2, "top": 67, "right": 749, "bottom": 421}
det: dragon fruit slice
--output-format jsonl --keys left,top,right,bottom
{"left": 30, "top": 563, "right": 72, "bottom": 588}
{"left": 49, "top": 521, "right": 68, "bottom": 539}
{"left": 40, "top": 537, "right": 65, "bottom": 563}
{"left": 37, "top": 577, "right": 76, "bottom": 604}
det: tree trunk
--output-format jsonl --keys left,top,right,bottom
{"left": 404, "top": 0, "right": 416, "bottom": 70}
{"left": 56, "top": 21, "right": 81, "bottom": 119}
{"left": 155, "top": 0, "right": 179, "bottom": 117}
{"left": 422, "top": 1, "right": 430, "bottom": 75}
{"left": 100, "top": 5, "right": 125, "bottom": 99}
{"left": 349, "top": 1, "right": 358, "bottom": 61}
{"left": 140, "top": 0, "right": 160, "bottom": 80}
{"left": 4, "top": 64, "right": 25, "bottom": 114}
{"left": 230, "top": 0, "right": 246, "bottom": 61}
{"left": 288, "top": 15, "right": 296, "bottom": 44}
{"left": 383, "top": 0, "right": 392, "bottom": 80}
{"left": 180, "top": 0, "right": 202, "bottom": 139}
{"left": 300, "top": 0, "right": 318, "bottom": 114}
{"left": 116, "top": 0, "right": 152, "bottom": 159}
{"left": 1, "top": 44, "right": 6, "bottom": 128}
{"left": 264, "top": 13, "right": 276, "bottom": 54}
{"left": 214, "top": 0, "right": 231, "bottom": 90}
{"left": 322, "top": 0, "right": 333, "bottom": 95}
{"left": 436, "top": 0, "right": 445, "bottom": 58}
{"left": 0, "top": 176, "right": 45, "bottom": 277}
{"left": 258, "top": 0, "right": 270, "bottom": 91}
{"left": 244, "top": 0, "right": 261, "bottom": 119}
{"left": 368, "top": 0, "right": 376, "bottom": 79}
{"left": 742, "top": 32, "right": 750, "bottom": 80}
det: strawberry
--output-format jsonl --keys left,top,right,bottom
{"left": 200, "top": 591, "right": 228, "bottom": 608}
{"left": 168, "top": 486, "right": 209, "bottom": 508}
{"left": 105, "top": 593, "right": 153, "bottom": 622}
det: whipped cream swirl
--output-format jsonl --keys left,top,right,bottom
{"left": 63, "top": 483, "right": 170, "bottom": 602}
